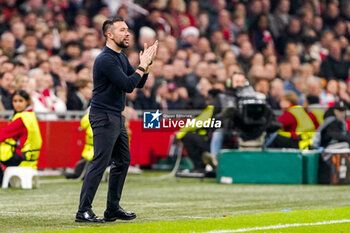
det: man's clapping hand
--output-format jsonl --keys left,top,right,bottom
{"left": 139, "top": 40, "right": 158, "bottom": 72}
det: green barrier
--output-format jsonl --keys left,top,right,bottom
{"left": 217, "top": 149, "right": 321, "bottom": 184}
{"left": 302, "top": 150, "right": 321, "bottom": 184}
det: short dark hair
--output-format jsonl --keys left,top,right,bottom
{"left": 102, "top": 17, "right": 125, "bottom": 39}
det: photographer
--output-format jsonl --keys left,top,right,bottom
{"left": 176, "top": 72, "right": 246, "bottom": 172}
{"left": 205, "top": 72, "right": 247, "bottom": 167}
{"left": 183, "top": 72, "right": 279, "bottom": 170}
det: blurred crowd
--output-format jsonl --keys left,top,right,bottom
{"left": 0, "top": 0, "right": 349, "bottom": 120}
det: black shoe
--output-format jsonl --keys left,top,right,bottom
{"left": 104, "top": 207, "right": 136, "bottom": 222}
{"left": 75, "top": 210, "right": 105, "bottom": 223}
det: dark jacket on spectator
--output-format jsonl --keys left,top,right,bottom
{"left": 134, "top": 89, "right": 158, "bottom": 110}
{"left": 67, "top": 91, "right": 90, "bottom": 110}
{"left": 266, "top": 92, "right": 281, "bottom": 110}
{"left": 319, "top": 56, "right": 349, "bottom": 81}
{"left": 0, "top": 86, "right": 12, "bottom": 109}
{"left": 320, "top": 109, "right": 350, "bottom": 147}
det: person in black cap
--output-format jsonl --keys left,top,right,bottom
{"left": 318, "top": 100, "right": 350, "bottom": 148}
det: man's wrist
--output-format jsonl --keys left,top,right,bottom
{"left": 137, "top": 66, "right": 146, "bottom": 72}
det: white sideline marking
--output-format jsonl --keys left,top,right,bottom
{"left": 204, "top": 219, "right": 350, "bottom": 233}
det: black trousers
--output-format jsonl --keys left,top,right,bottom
{"left": 268, "top": 134, "right": 299, "bottom": 149}
{"left": 0, "top": 152, "right": 24, "bottom": 186}
{"left": 78, "top": 112, "right": 130, "bottom": 213}
{"left": 182, "top": 133, "right": 209, "bottom": 170}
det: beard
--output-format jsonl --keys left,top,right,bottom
{"left": 113, "top": 38, "right": 129, "bottom": 48}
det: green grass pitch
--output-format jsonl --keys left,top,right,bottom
{"left": 1, "top": 171, "right": 350, "bottom": 233}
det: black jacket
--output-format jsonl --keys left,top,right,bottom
{"left": 319, "top": 56, "right": 349, "bottom": 81}
{"left": 90, "top": 46, "right": 148, "bottom": 114}
{"left": 0, "top": 86, "right": 12, "bottom": 109}
{"left": 321, "top": 109, "right": 350, "bottom": 147}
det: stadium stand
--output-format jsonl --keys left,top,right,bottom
{"left": 0, "top": 0, "right": 349, "bottom": 174}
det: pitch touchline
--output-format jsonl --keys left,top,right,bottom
{"left": 204, "top": 219, "right": 350, "bottom": 233}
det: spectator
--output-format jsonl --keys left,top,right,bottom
{"left": 306, "top": 76, "right": 322, "bottom": 98}
{"left": 211, "top": 9, "right": 235, "bottom": 43}
{"left": 138, "top": 26, "right": 157, "bottom": 51}
{"left": 155, "top": 44, "right": 171, "bottom": 64}
{"left": 254, "top": 79, "right": 269, "bottom": 96}
{"left": 237, "top": 41, "right": 254, "bottom": 74}
{"left": 197, "top": 11, "right": 210, "bottom": 37}
{"left": 311, "top": 31, "right": 334, "bottom": 61}
{"left": 277, "top": 62, "right": 302, "bottom": 102}
{"left": 17, "top": 32, "right": 37, "bottom": 53}
{"left": 164, "top": 35, "right": 177, "bottom": 57}
{"left": 221, "top": 50, "right": 236, "bottom": 73}
{"left": 40, "top": 31, "right": 60, "bottom": 55}
{"left": 165, "top": 82, "right": 188, "bottom": 109}
{"left": 14, "top": 72, "right": 29, "bottom": 91}
{"left": 322, "top": 2, "right": 340, "bottom": 29}
{"left": 67, "top": 79, "right": 93, "bottom": 111}
{"left": 48, "top": 55, "right": 65, "bottom": 88}
{"left": 181, "top": 26, "right": 199, "bottom": 47}
{"left": 82, "top": 32, "right": 99, "bottom": 51}
{"left": 134, "top": 73, "right": 158, "bottom": 110}
{"left": 162, "top": 63, "right": 176, "bottom": 82}
{"left": 30, "top": 68, "right": 66, "bottom": 120}
{"left": 320, "top": 79, "right": 339, "bottom": 107}
{"left": 185, "top": 61, "right": 208, "bottom": 89}
{"left": 11, "top": 21, "right": 26, "bottom": 49}
{"left": 0, "top": 71, "right": 14, "bottom": 109}
{"left": 61, "top": 40, "right": 81, "bottom": 61}
{"left": 267, "top": 78, "right": 284, "bottom": 109}
{"left": 163, "top": 0, "right": 192, "bottom": 38}
{"left": 269, "top": 0, "right": 291, "bottom": 39}
{"left": 0, "top": 31, "right": 16, "bottom": 58}
{"left": 249, "top": 14, "right": 273, "bottom": 48}
{"left": 264, "top": 63, "right": 277, "bottom": 80}
{"left": 275, "top": 17, "right": 301, "bottom": 56}
{"left": 248, "top": 64, "right": 266, "bottom": 84}
{"left": 134, "top": 7, "right": 170, "bottom": 42}
{"left": 0, "top": 60, "right": 15, "bottom": 73}
{"left": 338, "top": 80, "right": 350, "bottom": 106}
{"left": 319, "top": 40, "right": 349, "bottom": 81}
{"left": 155, "top": 81, "right": 169, "bottom": 110}
{"left": 195, "top": 37, "right": 211, "bottom": 55}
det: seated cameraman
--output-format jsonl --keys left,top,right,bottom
{"left": 266, "top": 92, "right": 315, "bottom": 149}
{"left": 176, "top": 72, "right": 247, "bottom": 172}
{"left": 206, "top": 72, "right": 247, "bottom": 166}
{"left": 176, "top": 105, "right": 215, "bottom": 173}
{"left": 204, "top": 72, "right": 279, "bottom": 167}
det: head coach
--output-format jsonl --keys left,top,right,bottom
{"left": 75, "top": 17, "right": 158, "bottom": 223}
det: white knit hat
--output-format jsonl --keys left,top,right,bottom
{"left": 181, "top": 26, "right": 199, "bottom": 39}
